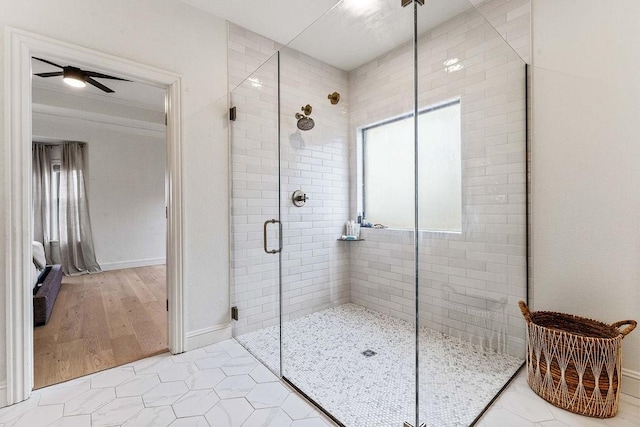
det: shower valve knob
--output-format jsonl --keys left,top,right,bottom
{"left": 292, "top": 190, "right": 308, "bottom": 207}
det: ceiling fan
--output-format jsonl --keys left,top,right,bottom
{"left": 32, "top": 57, "right": 129, "bottom": 93}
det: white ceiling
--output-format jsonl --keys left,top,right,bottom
{"left": 182, "top": 0, "right": 475, "bottom": 71}
{"left": 287, "top": 0, "right": 474, "bottom": 71}
{"left": 31, "top": 56, "right": 166, "bottom": 112}
{"left": 180, "top": 0, "right": 341, "bottom": 48}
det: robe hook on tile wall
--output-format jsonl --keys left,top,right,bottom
{"left": 327, "top": 92, "right": 340, "bottom": 105}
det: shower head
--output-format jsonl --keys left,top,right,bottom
{"left": 295, "top": 106, "right": 314, "bottom": 131}
{"left": 296, "top": 114, "right": 315, "bottom": 131}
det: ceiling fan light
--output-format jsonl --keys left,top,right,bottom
{"left": 62, "top": 68, "right": 86, "bottom": 88}
{"left": 63, "top": 77, "right": 86, "bottom": 88}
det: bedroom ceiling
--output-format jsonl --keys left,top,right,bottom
{"left": 31, "top": 56, "right": 166, "bottom": 112}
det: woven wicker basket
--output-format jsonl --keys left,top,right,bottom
{"left": 518, "top": 301, "right": 636, "bottom": 418}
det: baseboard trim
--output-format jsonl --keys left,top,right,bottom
{"left": 99, "top": 258, "right": 166, "bottom": 271}
{"left": 622, "top": 368, "right": 640, "bottom": 398}
{"left": 0, "top": 381, "right": 7, "bottom": 408}
{"left": 185, "top": 323, "right": 232, "bottom": 352}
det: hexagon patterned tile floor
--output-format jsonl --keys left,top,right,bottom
{"left": 0, "top": 338, "right": 637, "bottom": 427}
{"left": 0, "top": 340, "right": 331, "bottom": 427}
{"left": 478, "top": 371, "right": 640, "bottom": 427}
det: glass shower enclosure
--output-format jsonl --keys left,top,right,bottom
{"left": 230, "top": 1, "right": 528, "bottom": 425}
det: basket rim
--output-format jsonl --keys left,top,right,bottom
{"left": 528, "top": 310, "right": 622, "bottom": 340}
{"left": 518, "top": 301, "right": 636, "bottom": 340}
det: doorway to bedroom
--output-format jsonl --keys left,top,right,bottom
{"left": 30, "top": 55, "right": 169, "bottom": 389}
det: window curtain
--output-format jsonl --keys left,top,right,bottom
{"left": 59, "top": 142, "right": 101, "bottom": 275}
{"left": 32, "top": 144, "right": 53, "bottom": 264}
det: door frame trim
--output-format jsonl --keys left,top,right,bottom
{"left": 3, "top": 27, "right": 185, "bottom": 405}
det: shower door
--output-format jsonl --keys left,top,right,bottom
{"left": 230, "top": 53, "right": 283, "bottom": 375}
{"left": 278, "top": 1, "right": 419, "bottom": 426}
{"left": 415, "top": 1, "right": 528, "bottom": 426}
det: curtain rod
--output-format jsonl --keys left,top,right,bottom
{"left": 32, "top": 141, "right": 87, "bottom": 146}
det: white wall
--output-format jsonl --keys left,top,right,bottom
{"left": 0, "top": 0, "right": 230, "bottom": 400}
{"left": 89, "top": 134, "right": 166, "bottom": 270}
{"left": 32, "top": 113, "right": 167, "bottom": 271}
{"left": 531, "top": 0, "right": 640, "bottom": 397}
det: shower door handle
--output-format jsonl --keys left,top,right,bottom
{"left": 263, "top": 219, "right": 282, "bottom": 254}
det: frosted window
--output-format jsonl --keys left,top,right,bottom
{"left": 363, "top": 101, "right": 461, "bottom": 232}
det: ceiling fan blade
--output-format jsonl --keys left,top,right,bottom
{"left": 35, "top": 72, "right": 64, "bottom": 78}
{"left": 32, "top": 57, "right": 64, "bottom": 69}
{"left": 85, "top": 71, "right": 130, "bottom": 81}
{"left": 86, "top": 77, "right": 114, "bottom": 93}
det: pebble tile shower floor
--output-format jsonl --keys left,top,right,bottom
{"left": 236, "top": 303, "right": 523, "bottom": 427}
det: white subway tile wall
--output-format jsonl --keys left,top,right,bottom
{"left": 229, "top": 24, "right": 351, "bottom": 339}
{"left": 348, "top": 4, "right": 527, "bottom": 357}
{"left": 471, "top": 0, "right": 531, "bottom": 63}
{"left": 229, "top": 25, "right": 281, "bottom": 338}
{"left": 228, "top": 23, "right": 281, "bottom": 90}
{"left": 279, "top": 47, "right": 352, "bottom": 325}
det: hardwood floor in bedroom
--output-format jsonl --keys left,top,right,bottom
{"left": 33, "top": 265, "right": 168, "bottom": 389}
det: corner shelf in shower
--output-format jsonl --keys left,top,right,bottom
{"left": 337, "top": 238, "right": 365, "bottom": 241}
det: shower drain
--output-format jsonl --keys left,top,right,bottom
{"left": 362, "top": 349, "right": 377, "bottom": 357}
